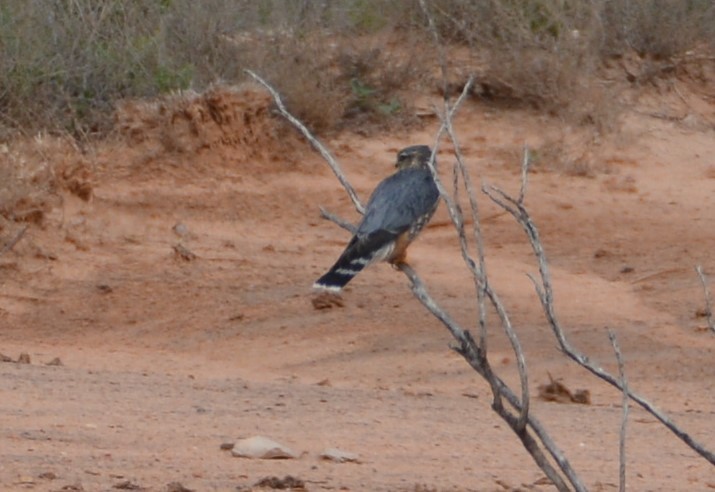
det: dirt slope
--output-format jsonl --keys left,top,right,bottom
{"left": 0, "top": 83, "right": 714, "bottom": 492}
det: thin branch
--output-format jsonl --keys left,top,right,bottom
{"left": 443, "top": 135, "right": 531, "bottom": 433}
{"left": 319, "top": 207, "right": 357, "bottom": 234}
{"left": 518, "top": 145, "right": 530, "bottom": 205}
{"left": 244, "top": 69, "right": 365, "bottom": 215}
{"left": 414, "top": 28, "right": 579, "bottom": 480}
{"left": 0, "top": 225, "right": 28, "bottom": 256}
{"left": 463, "top": 143, "right": 528, "bottom": 432}
{"left": 695, "top": 265, "right": 715, "bottom": 334}
{"left": 483, "top": 180, "right": 715, "bottom": 466}
{"left": 608, "top": 329, "right": 629, "bottom": 492}
{"left": 442, "top": 91, "right": 489, "bottom": 353}
{"left": 398, "top": 263, "right": 575, "bottom": 492}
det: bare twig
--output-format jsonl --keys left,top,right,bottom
{"left": 398, "top": 263, "right": 574, "bottom": 492}
{"left": 415, "top": 20, "right": 577, "bottom": 480}
{"left": 319, "top": 207, "right": 357, "bottom": 234}
{"left": 244, "top": 69, "right": 365, "bottom": 215}
{"left": 608, "top": 329, "right": 629, "bottom": 492}
{"left": 446, "top": 140, "right": 530, "bottom": 432}
{"left": 518, "top": 145, "right": 530, "bottom": 205}
{"left": 483, "top": 179, "right": 715, "bottom": 466}
{"left": 0, "top": 225, "right": 28, "bottom": 256}
{"left": 695, "top": 265, "right": 715, "bottom": 334}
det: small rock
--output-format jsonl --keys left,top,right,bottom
{"left": 58, "top": 483, "right": 84, "bottom": 491}
{"left": 219, "top": 442, "right": 235, "bottom": 451}
{"left": 320, "top": 447, "right": 361, "bottom": 463}
{"left": 253, "top": 475, "right": 305, "bottom": 490}
{"left": 173, "top": 243, "right": 197, "bottom": 261}
{"left": 39, "top": 471, "right": 57, "bottom": 480}
{"left": 231, "top": 436, "right": 297, "bottom": 459}
{"left": 172, "top": 222, "right": 189, "bottom": 238}
{"left": 166, "top": 482, "right": 195, "bottom": 492}
{"left": 46, "top": 357, "right": 63, "bottom": 367}
{"left": 17, "top": 352, "right": 31, "bottom": 364}
{"left": 593, "top": 248, "right": 610, "bottom": 259}
{"left": 316, "top": 378, "right": 331, "bottom": 387}
{"left": 538, "top": 374, "right": 591, "bottom": 405}
{"left": 96, "top": 283, "right": 113, "bottom": 294}
{"left": 113, "top": 480, "right": 142, "bottom": 490}
{"left": 0, "top": 353, "right": 13, "bottom": 362}
{"left": 311, "top": 292, "right": 344, "bottom": 310}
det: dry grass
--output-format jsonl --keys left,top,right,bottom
{"left": 1, "top": 0, "right": 713, "bottom": 138}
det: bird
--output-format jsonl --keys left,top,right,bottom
{"left": 313, "top": 145, "right": 440, "bottom": 292}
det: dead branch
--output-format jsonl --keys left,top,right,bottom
{"left": 398, "top": 263, "right": 573, "bottom": 492}
{"left": 695, "top": 265, "right": 715, "bottom": 334}
{"left": 244, "top": 69, "right": 365, "bottom": 215}
{"left": 608, "top": 329, "right": 629, "bottom": 492}
{"left": 437, "top": 139, "right": 582, "bottom": 489}
{"left": 319, "top": 207, "right": 357, "bottom": 234}
{"left": 0, "top": 225, "right": 28, "bottom": 256}
{"left": 483, "top": 178, "right": 715, "bottom": 466}
{"left": 447, "top": 136, "right": 531, "bottom": 432}
{"left": 411, "top": 8, "right": 581, "bottom": 480}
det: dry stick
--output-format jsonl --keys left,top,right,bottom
{"left": 475, "top": 151, "right": 584, "bottom": 490}
{"left": 319, "top": 207, "right": 357, "bottom": 234}
{"left": 426, "top": 86, "right": 581, "bottom": 488}
{"left": 483, "top": 184, "right": 715, "bottom": 466}
{"left": 446, "top": 123, "right": 530, "bottom": 433}
{"left": 695, "top": 265, "right": 715, "bottom": 334}
{"left": 420, "top": 0, "right": 488, "bottom": 353}
{"left": 442, "top": 100, "right": 489, "bottom": 352}
{"left": 608, "top": 329, "right": 629, "bottom": 492}
{"left": 0, "top": 225, "right": 28, "bottom": 256}
{"left": 399, "top": 263, "right": 571, "bottom": 492}
{"left": 423, "top": 78, "right": 506, "bottom": 412}
{"left": 439, "top": 111, "right": 532, "bottom": 439}
{"left": 244, "top": 69, "right": 365, "bottom": 215}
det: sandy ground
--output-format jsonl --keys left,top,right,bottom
{"left": 0, "top": 81, "right": 714, "bottom": 492}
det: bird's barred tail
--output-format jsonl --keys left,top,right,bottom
{"left": 313, "top": 251, "right": 370, "bottom": 292}
{"left": 314, "top": 230, "right": 396, "bottom": 292}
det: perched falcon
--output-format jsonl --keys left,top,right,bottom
{"left": 313, "top": 145, "right": 440, "bottom": 292}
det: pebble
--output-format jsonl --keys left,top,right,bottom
{"left": 319, "top": 447, "right": 360, "bottom": 463}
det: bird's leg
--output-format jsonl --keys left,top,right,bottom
{"left": 389, "top": 250, "right": 409, "bottom": 270}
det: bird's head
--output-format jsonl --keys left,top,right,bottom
{"left": 395, "top": 145, "right": 434, "bottom": 171}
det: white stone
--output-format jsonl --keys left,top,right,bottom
{"left": 319, "top": 447, "right": 360, "bottom": 463}
{"left": 230, "top": 436, "right": 297, "bottom": 459}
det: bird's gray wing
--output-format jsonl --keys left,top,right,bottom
{"left": 356, "top": 168, "right": 439, "bottom": 237}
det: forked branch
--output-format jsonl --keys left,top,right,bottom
{"left": 483, "top": 167, "right": 715, "bottom": 466}
{"left": 245, "top": 69, "right": 365, "bottom": 215}
{"left": 608, "top": 329, "right": 629, "bottom": 492}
